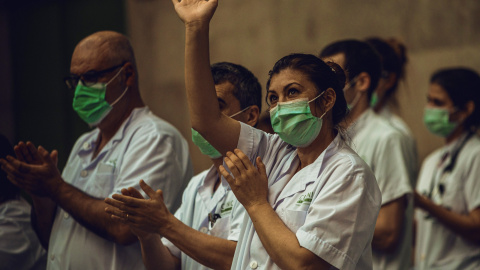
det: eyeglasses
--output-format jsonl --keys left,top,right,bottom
{"left": 64, "top": 62, "right": 126, "bottom": 90}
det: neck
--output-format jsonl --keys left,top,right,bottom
{"left": 345, "top": 99, "right": 370, "bottom": 128}
{"left": 373, "top": 97, "right": 388, "bottom": 113}
{"left": 446, "top": 125, "right": 467, "bottom": 145}
{"left": 296, "top": 123, "right": 336, "bottom": 171}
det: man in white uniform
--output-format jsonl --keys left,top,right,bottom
{"left": 105, "top": 62, "right": 263, "bottom": 270}
{"left": 320, "top": 40, "right": 413, "bottom": 270}
{"left": 0, "top": 31, "right": 193, "bottom": 270}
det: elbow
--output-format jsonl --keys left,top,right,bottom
{"left": 373, "top": 228, "right": 401, "bottom": 252}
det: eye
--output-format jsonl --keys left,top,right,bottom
{"left": 267, "top": 94, "right": 278, "bottom": 105}
{"left": 287, "top": 88, "right": 299, "bottom": 97}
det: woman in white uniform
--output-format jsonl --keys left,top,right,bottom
{"left": 170, "top": 1, "right": 382, "bottom": 269}
{"left": 414, "top": 68, "right": 480, "bottom": 270}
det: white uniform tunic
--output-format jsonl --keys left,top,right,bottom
{"left": 47, "top": 107, "right": 193, "bottom": 270}
{"left": 162, "top": 166, "right": 246, "bottom": 269}
{"left": 415, "top": 132, "right": 480, "bottom": 270}
{"left": 0, "top": 197, "right": 47, "bottom": 270}
{"left": 378, "top": 106, "right": 418, "bottom": 188}
{"left": 231, "top": 122, "right": 382, "bottom": 270}
{"left": 347, "top": 109, "right": 413, "bottom": 270}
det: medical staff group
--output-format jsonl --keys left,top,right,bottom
{"left": 0, "top": 0, "right": 479, "bottom": 270}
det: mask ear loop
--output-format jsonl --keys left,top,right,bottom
{"left": 229, "top": 106, "right": 251, "bottom": 118}
{"left": 308, "top": 90, "right": 329, "bottom": 119}
{"left": 110, "top": 86, "right": 129, "bottom": 107}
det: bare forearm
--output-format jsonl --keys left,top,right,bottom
{"left": 31, "top": 196, "right": 57, "bottom": 248}
{"left": 420, "top": 200, "right": 480, "bottom": 242}
{"left": 247, "top": 203, "right": 330, "bottom": 270}
{"left": 139, "top": 234, "right": 179, "bottom": 270}
{"left": 372, "top": 198, "right": 405, "bottom": 251}
{"left": 51, "top": 180, "right": 136, "bottom": 245}
{"left": 163, "top": 217, "right": 236, "bottom": 270}
{"left": 184, "top": 23, "right": 219, "bottom": 131}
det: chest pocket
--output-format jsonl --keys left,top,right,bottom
{"left": 283, "top": 208, "right": 308, "bottom": 232}
{"left": 86, "top": 162, "right": 117, "bottom": 198}
{"left": 209, "top": 216, "right": 231, "bottom": 239}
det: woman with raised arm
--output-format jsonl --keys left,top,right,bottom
{"left": 171, "top": 1, "right": 382, "bottom": 269}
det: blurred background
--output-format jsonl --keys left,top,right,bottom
{"left": 1, "top": 0, "right": 480, "bottom": 174}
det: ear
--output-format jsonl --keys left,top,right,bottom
{"left": 355, "top": 72, "right": 371, "bottom": 93}
{"left": 322, "top": 88, "right": 336, "bottom": 113}
{"left": 245, "top": 105, "right": 260, "bottom": 127}
{"left": 123, "top": 62, "right": 136, "bottom": 87}
{"left": 383, "top": 72, "right": 398, "bottom": 91}
{"left": 462, "top": 100, "right": 475, "bottom": 119}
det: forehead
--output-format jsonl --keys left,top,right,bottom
{"left": 215, "top": 81, "right": 238, "bottom": 101}
{"left": 70, "top": 41, "right": 112, "bottom": 74}
{"left": 268, "top": 68, "right": 311, "bottom": 90}
{"left": 428, "top": 83, "right": 451, "bottom": 100}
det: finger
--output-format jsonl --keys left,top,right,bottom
{"left": 5, "top": 156, "right": 30, "bottom": 174}
{"left": 50, "top": 150, "right": 59, "bottom": 166}
{"left": 105, "top": 207, "right": 129, "bottom": 223}
{"left": 223, "top": 156, "right": 242, "bottom": 179}
{"left": 139, "top": 180, "right": 157, "bottom": 199}
{"left": 110, "top": 194, "right": 144, "bottom": 208}
{"left": 20, "top": 142, "right": 34, "bottom": 164}
{"left": 14, "top": 143, "right": 26, "bottom": 162}
{"left": 128, "top": 187, "right": 145, "bottom": 199}
{"left": 256, "top": 156, "right": 267, "bottom": 177}
{"left": 226, "top": 151, "right": 248, "bottom": 172}
{"left": 219, "top": 165, "right": 235, "bottom": 185}
{"left": 37, "top": 146, "right": 53, "bottom": 163}
{"left": 26, "top": 141, "right": 41, "bottom": 163}
{"left": 234, "top": 149, "right": 255, "bottom": 170}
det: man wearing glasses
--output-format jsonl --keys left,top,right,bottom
{"left": 0, "top": 31, "right": 193, "bottom": 270}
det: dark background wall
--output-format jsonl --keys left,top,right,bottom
{"left": 0, "top": 0, "right": 126, "bottom": 170}
{"left": 2, "top": 0, "right": 480, "bottom": 174}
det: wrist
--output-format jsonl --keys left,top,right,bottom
{"left": 158, "top": 213, "right": 177, "bottom": 237}
{"left": 185, "top": 20, "right": 210, "bottom": 32}
{"left": 245, "top": 200, "right": 270, "bottom": 216}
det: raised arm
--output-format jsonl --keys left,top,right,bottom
{"left": 172, "top": 0, "right": 240, "bottom": 154}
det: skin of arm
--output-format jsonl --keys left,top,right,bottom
{"left": 172, "top": 0, "right": 240, "bottom": 154}
{"left": 105, "top": 181, "right": 237, "bottom": 270}
{"left": 415, "top": 191, "right": 480, "bottom": 244}
{"left": 30, "top": 196, "right": 57, "bottom": 248}
{"left": 372, "top": 196, "right": 406, "bottom": 252}
{"left": 219, "top": 149, "right": 331, "bottom": 270}
{"left": 0, "top": 143, "right": 137, "bottom": 245}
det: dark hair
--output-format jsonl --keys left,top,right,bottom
{"left": 319, "top": 39, "right": 382, "bottom": 101}
{"left": 430, "top": 68, "right": 480, "bottom": 130}
{"left": 365, "top": 37, "right": 405, "bottom": 100}
{"left": 211, "top": 62, "right": 262, "bottom": 112}
{"left": 266, "top": 53, "right": 348, "bottom": 126}
{"left": 0, "top": 135, "right": 19, "bottom": 202}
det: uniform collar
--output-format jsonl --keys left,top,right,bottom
{"left": 77, "top": 106, "right": 149, "bottom": 162}
{"left": 272, "top": 134, "right": 343, "bottom": 208}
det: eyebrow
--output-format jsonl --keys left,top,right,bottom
{"left": 267, "top": 82, "right": 302, "bottom": 93}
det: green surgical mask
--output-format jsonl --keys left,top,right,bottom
{"left": 72, "top": 67, "right": 127, "bottom": 126}
{"left": 191, "top": 106, "right": 250, "bottom": 159}
{"left": 270, "top": 92, "right": 326, "bottom": 147}
{"left": 370, "top": 92, "right": 378, "bottom": 108}
{"left": 423, "top": 107, "right": 458, "bottom": 137}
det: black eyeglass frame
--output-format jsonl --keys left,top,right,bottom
{"left": 64, "top": 61, "right": 127, "bottom": 90}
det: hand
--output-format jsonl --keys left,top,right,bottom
{"left": 413, "top": 191, "right": 431, "bottom": 210}
{"left": 0, "top": 145, "right": 62, "bottom": 197}
{"left": 104, "top": 180, "right": 174, "bottom": 236}
{"left": 219, "top": 149, "right": 269, "bottom": 210}
{"left": 172, "top": 0, "right": 218, "bottom": 27}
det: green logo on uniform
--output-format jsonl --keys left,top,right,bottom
{"left": 296, "top": 192, "right": 313, "bottom": 206}
{"left": 221, "top": 200, "right": 233, "bottom": 214}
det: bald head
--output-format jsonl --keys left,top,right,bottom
{"left": 71, "top": 31, "right": 138, "bottom": 83}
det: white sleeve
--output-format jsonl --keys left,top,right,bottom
{"left": 374, "top": 131, "right": 412, "bottom": 204}
{"left": 464, "top": 150, "right": 480, "bottom": 212}
{"left": 113, "top": 131, "right": 190, "bottom": 212}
